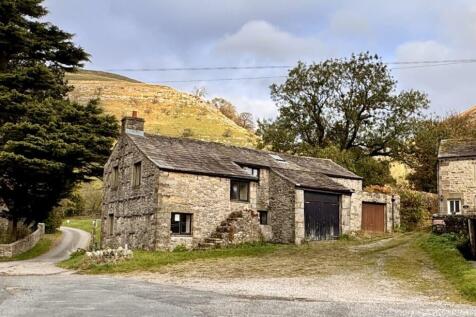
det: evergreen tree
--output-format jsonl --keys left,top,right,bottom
{"left": 0, "top": 0, "right": 118, "bottom": 236}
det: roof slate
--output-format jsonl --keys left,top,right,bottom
{"left": 438, "top": 139, "right": 476, "bottom": 159}
{"left": 127, "top": 133, "right": 361, "bottom": 191}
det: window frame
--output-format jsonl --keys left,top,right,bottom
{"left": 240, "top": 165, "right": 260, "bottom": 179}
{"left": 447, "top": 199, "right": 462, "bottom": 214}
{"left": 132, "top": 161, "right": 142, "bottom": 188}
{"left": 230, "top": 180, "right": 250, "bottom": 202}
{"left": 111, "top": 166, "right": 119, "bottom": 189}
{"left": 170, "top": 212, "right": 193, "bottom": 236}
{"left": 259, "top": 210, "right": 268, "bottom": 225}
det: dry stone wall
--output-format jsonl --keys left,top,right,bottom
{"left": 0, "top": 223, "right": 45, "bottom": 258}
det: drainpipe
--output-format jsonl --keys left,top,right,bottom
{"left": 391, "top": 195, "right": 395, "bottom": 232}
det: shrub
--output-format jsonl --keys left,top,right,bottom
{"left": 398, "top": 187, "right": 437, "bottom": 231}
{"left": 182, "top": 128, "right": 194, "bottom": 137}
{"left": 45, "top": 206, "right": 64, "bottom": 233}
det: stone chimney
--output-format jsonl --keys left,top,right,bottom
{"left": 121, "top": 111, "right": 145, "bottom": 136}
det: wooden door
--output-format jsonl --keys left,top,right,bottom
{"left": 304, "top": 192, "right": 340, "bottom": 240}
{"left": 362, "top": 203, "right": 385, "bottom": 232}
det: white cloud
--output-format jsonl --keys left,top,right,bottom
{"left": 214, "top": 20, "right": 330, "bottom": 63}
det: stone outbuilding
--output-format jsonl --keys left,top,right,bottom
{"left": 101, "top": 114, "right": 400, "bottom": 250}
{"left": 438, "top": 139, "right": 476, "bottom": 214}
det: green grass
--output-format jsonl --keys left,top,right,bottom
{"left": 59, "top": 243, "right": 282, "bottom": 274}
{"left": 62, "top": 217, "right": 101, "bottom": 246}
{"left": 418, "top": 233, "right": 476, "bottom": 302}
{"left": 0, "top": 231, "right": 61, "bottom": 262}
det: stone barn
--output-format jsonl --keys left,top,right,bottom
{"left": 101, "top": 114, "right": 399, "bottom": 250}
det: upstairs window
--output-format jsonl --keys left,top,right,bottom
{"left": 171, "top": 213, "right": 192, "bottom": 235}
{"left": 133, "top": 162, "right": 142, "bottom": 187}
{"left": 241, "top": 165, "right": 259, "bottom": 178}
{"left": 111, "top": 166, "right": 119, "bottom": 189}
{"left": 230, "top": 180, "right": 249, "bottom": 202}
{"left": 448, "top": 199, "right": 461, "bottom": 214}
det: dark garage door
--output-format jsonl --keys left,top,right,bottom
{"left": 362, "top": 203, "right": 385, "bottom": 232}
{"left": 304, "top": 192, "right": 340, "bottom": 240}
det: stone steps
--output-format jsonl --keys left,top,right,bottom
{"left": 196, "top": 211, "right": 244, "bottom": 249}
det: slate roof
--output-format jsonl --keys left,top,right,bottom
{"left": 127, "top": 132, "right": 360, "bottom": 193}
{"left": 438, "top": 139, "right": 476, "bottom": 159}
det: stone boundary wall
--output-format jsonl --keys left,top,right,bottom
{"left": 0, "top": 223, "right": 45, "bottom": 258}
{"left": 361, "top": 192, "right": 400, "bottom": 232}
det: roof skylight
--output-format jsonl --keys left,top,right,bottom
{"left": 269, "top": 154, "right": 286, "bottom": 162}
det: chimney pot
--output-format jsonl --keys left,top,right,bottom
{"left": 132, "top": 111, "right": 138, "bottom": 118}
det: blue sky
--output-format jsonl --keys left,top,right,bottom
{"left": 45, "top": 0, "right": 476, "bottom": 120}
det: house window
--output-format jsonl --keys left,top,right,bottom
{"left": 448, "top": 199, "right": 461, "bottom": 214}
{"left": 111, "top": 166, "right": 119, "bottom": 189}
{"left": 241, "top": 165, "right": 259, "bottom": 178}
{"left": 132, "top": 162, "right": 142, "bottom": 187}
{"left": 108, "top": 214, "right": 114, "bottom": 236}
{"left": 171, "top": 213, "right": 192, "bottom": 235}
{"left": 259, "top": 210, "right": 268, "bottom": 225}
{"left": 230, "top": 180, "right": 249, "bottom": 202}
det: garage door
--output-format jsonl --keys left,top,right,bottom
{"left": 362, "top": 203, "right": 385, "bottom": 232}
{"left": 304, "top": 192, "right": 340, "bottom": 240}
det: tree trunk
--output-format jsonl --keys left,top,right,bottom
{"left": 8, "top": 218, "right": 18, "bottom": 241}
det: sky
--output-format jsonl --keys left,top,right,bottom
{"left": 44, "top": 0, "right": 476, "bottom": 120}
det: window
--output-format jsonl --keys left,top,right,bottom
{"left": 448, "top": 199, "right": 461, "bottom": 214}
{"left": 108, "top": 214, "right": 114, "bottom": 236}
{"left": 230, "top": 180, "right": 249, "bottom": 201}
{"left": 241, "top": 165, "right": 259, "bottom": 178}
{"left": 111, "top": 166, "right": 119, "bottom": 189}
{"left": 259, "top": 210, "right": 268, "bottom": 225}
{"left": 171, "top": 213, "right": 192, "bottom": 235}
{"left": 269, "top": 153, "right": 286, "bottom": 162}
{"left": 132, "top": 162, "right": 142, "bottom": 187}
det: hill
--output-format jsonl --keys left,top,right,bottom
{"left": 66, "top": 70, "right": 257, "bottom": 147}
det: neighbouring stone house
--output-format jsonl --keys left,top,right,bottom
{"left": 101, "top": 114, "right": 400, "bottom": 250}
{"left": 438, "top": 139, "right": 476, "bottom": 214}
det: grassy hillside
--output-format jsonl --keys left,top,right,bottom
{"left": 66, "top": 70, "right": 257, "bottom": 147}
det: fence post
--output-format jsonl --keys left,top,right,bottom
{"left": 468, "top": 218, "right": 476, "bottom": 259}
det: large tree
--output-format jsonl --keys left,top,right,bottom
{"left": 0, "top": 0, "right": 118, "bottom": 236}
{"left": 404, "top": 114, "right": 476, "bottom": 193}
{"left": 257, "top": 53, "right": 429, "bottom": 183}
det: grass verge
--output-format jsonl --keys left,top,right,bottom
{"left": 418, "top": 233, "right": 476, "bottom": 303}
{"left": 59, "top": 243, "right": 283, "bottom": 274}
{"left": 62, "top": 217, "right": 101, "bottom": 246}
{"left": 0, "top": 231, "right": 62, "bottom": 262}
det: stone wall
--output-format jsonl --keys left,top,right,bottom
{"left": 294, "top": 189, "right": 305, "bottom": 244}
{"left": 256, "top": 168, "right": 270, "bottom": 211}
{"left": 268, "top": 170, "right": 296, "bottom": 243}
{"left": 0, "top": 223, "right": 45, "bottom": 258}
{"left": 156, "top": 170, "right": 259, "bottom": 250}
{"left": 101, "top": 135, "right": 159, "bottom": 250}
{"left": 331, "top": 177, "right": 363, "bottom": 232}
{"left": 438, "top": 157, "right": 476, "bottom": 214}
{"left": 362, "top": 191, "right": 400, "bottom": 232}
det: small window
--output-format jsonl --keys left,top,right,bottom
{"left": 111, "top": 166, "right": 119, "bottom": 189}
{"left": 171, "top": 213, "right": 192, "bottom": 235}
{"left": 448, "top": 199, "right": 461, "bottom": 214}
{"left": 230, "top": 180, "right": 249, "bottom": 202}
{"left": 133, "top": 162, "right": 142, "bottom": 187}
{"left": 241, "top": 165, "right": 259, "bottom": 178}
{"left": 269, "top": 154, "right": 286, "bottom": 162}
{"left": 259, "top": 210, "right": 268, "bottom": 225}
{"left": 108, "top": 214, "right": 114, "bottom": 236}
